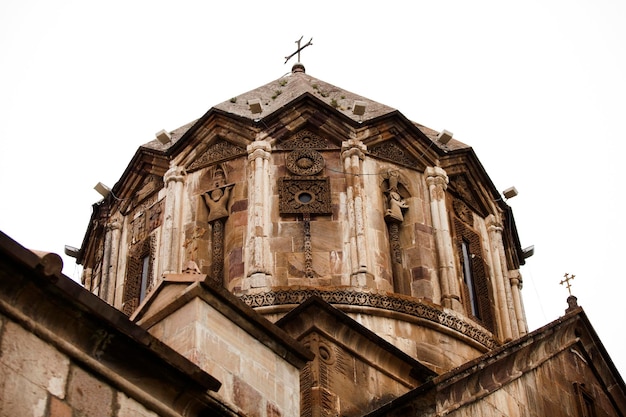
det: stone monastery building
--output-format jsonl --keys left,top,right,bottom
{"left": 1, "top": 63, "right": 625, "bottom": 416}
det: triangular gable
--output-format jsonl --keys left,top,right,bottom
{"left": 369, "top": 140, "right": 423, "bottom": 169}
{"left": 275, "top": 128, "right": 340, "bottom": 151}
{"left": 448, "top": 172, "right": 492, "bottom": 218}
{"left": 187, "top": 139, "right": 247, "bottom": 172}
{"left": 118, "top": 173, "right": 163, "bottom": 215}
{"left": 363, "top": 115, "right": 441, "bottom": 172}
{"left": 260, "top": 93, "right": 357, "bottom": 149}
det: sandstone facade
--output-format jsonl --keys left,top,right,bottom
{"left": 2, "top": 65, "right": 624, "bottom": 416}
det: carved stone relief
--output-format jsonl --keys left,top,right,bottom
{"left": 286, "top": 149, "right": 325, "bottom": 176}
{"left": 276, "top": 129, "right": 336, "bottom": 150}
{"left": 130, "top": 198, "right": 164, "bottom": 244}
{"left": 453, "top": 199, "right": 474, "bottom": 225}
{"left": 240, "top": 288, "right": 498, "bottom": 348}
{"left": 450, "top": 174, "right": 487, "bottom": 216}
{"left": 279, "top": 178, "right": 332, "bottom": 215}
{"left": 382, "top": 170, "right": 409, "bottom": 223}
{"left": 188, "top": 140, "right": 246, "bottom": 172}
{"left": 202, "top": 166, "right": 233, "bottom": 283}
{"left": 369, "top": 141, "right": 419, "bottom": 168}
{"left": 122, "top": 235, "right": 155, "bottom": 316}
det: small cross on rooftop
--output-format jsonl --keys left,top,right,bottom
{"left": 560, "top": 273, "right": 575, "bottom": 295}
{"left": 284, "top": 36, "right": 313, "bottom": 65}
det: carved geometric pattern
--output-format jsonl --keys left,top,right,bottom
{"left": 136, "top": 192, "right": 157, "bottom": 216}
{"left": 369, "top": 141, "right": 419, "bottom": 168}
{"left": 188, "top": 140, "right": 246, "bottom": 171}
{"left": 276, "top": 129, "right": 336, "bottom": 150}
{"left": 453, "top": 199, "right": 473, "bottom": 225}
{"left": 300, "top": 361, "right": 313, "bottom": 417}
{"left": 122, "top": 235, "right": 155, "bottom": 316}
{"left": 135, "top": 175, "right": 161, "bottom": 205}
{"left": 211, "top": 219, "right": 225, "bottom": 283}
{"left": 450, "top": 175, "right": 486, "bottom": 217}
{"left": 286, "top": 149, "right": 325, "bottom": 176}
{"left": 130, "top": 198, "right": 163, "bottom": 244}
{"left": 239, "top": 288, "right": 498, "bottom": 348}
{"left": 279, "top": 178, "right": 332, "bottom": 215}
{"left": 303, "top": 213, "right": 314, "bottom": 278}
{"left": 387, "top": 222, "right": 403, "bottom": 264}
{"left": 147, "top": 199, "right": 164, "bottom": 232}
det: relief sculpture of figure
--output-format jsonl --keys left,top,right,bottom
{"left": 384, "top": 170, "right": 409, "bottom": 223}
{"left": 204, "top": 185, "right": 232, "bottom": 222}
{"left": 386, "top": 190, "right": 409, "bottom": 222}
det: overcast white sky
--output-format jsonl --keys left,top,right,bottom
{"left": 1, "top": 1, "right": 625, "bottom": 377}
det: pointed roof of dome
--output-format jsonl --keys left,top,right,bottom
{"left": 139, "top": 64, "right": 470, "bottom": 154}
{"left": 212, "top": 64, "right": 397, "bottom": 123}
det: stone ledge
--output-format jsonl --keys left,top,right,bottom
{"left": 239, "top": 287, "right": 498, "bottom": 349}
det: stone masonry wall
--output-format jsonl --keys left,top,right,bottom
{"left": 0, "top": 313, "right": 158, "bottom": 417}
{"left": 439, "top": 346, "right": 621, "bottom": 417}
{"left": 147, "top": 297, "right": 301, "bottom": 417}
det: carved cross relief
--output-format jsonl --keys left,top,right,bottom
{"left": 202, "top": 166, "right": 234, "bottom": 283}
{"left": 278, "top": 147, "right": 331, "bottom": 279}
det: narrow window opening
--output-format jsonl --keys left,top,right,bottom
{"left": 575, "top": 383, "right": 596, "bottom": 417}
{"left": 140, "top": 255, "right": 150, "bottom": 302}
{"left": 461, "top": 240, "right": 480, "bottom": 319}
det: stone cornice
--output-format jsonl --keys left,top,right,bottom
{"left": 239, "top": 288, "right": 498, "bottom": 349}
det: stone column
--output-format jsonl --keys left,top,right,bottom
{"left": 244, "top": 141, "right": 272, "bottom": 289}
{"left": 107, "top": 220, "right": 122, "bottom": 304}
{"left": 100, "top": 219, "right": 121, "bottom": 304}
{"left": 425, "top": 166, "right": 462, "bottom": 312}
{"left": 82, "top": 267, "right": 93, "bottom": 292}
{"left": 161, "top": 164, "right": 186, "bottom": 275}
{"left": 509, "top": 270, "right": 527, "bottom": 335}
{"left": 341, "top": 140, "right": 372, "bottom": 287}
{"left": 486, "top": 215, "right": 517, "bottom": 340}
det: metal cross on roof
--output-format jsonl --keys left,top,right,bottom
{"left": 560, "top": 273, "right": 575, "bottom": 295}
{"left": 284, "top": 36, "right": 313, "bottom": 64}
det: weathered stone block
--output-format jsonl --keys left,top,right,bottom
{"left": 49, "top": 396, "right": 73, "bottom": 417}
{"left": 0, "top": 321, "right": 69, "bottom": 398}
{"left": 117, "top": 391, "right": 159, "bottom": 417}
{"left": 66, "top": 365, "right": 114, "bottom": 417}
{"left": 233, "top": 376, "right": 264, "bottom": 417}
{"left": 0, "top": 364, "right": 48, "bottom": 417}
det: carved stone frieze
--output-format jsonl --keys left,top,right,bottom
{"left": 279, "top": 178, "right": 332, "bottom": 215}
{"left": 276, "top": 129, "right": 336, "bottom": 150}
{"left": 286, "top": 149, "right": 325, "bottom": 176}
{"left": 369, "top": 141, "right": 419, "bottom": 169}
{"left": 188, "top": 140, "right": 246, "bottom": 172}
{"left": 239, "top": 288, "right": 498, "bottom": 348}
